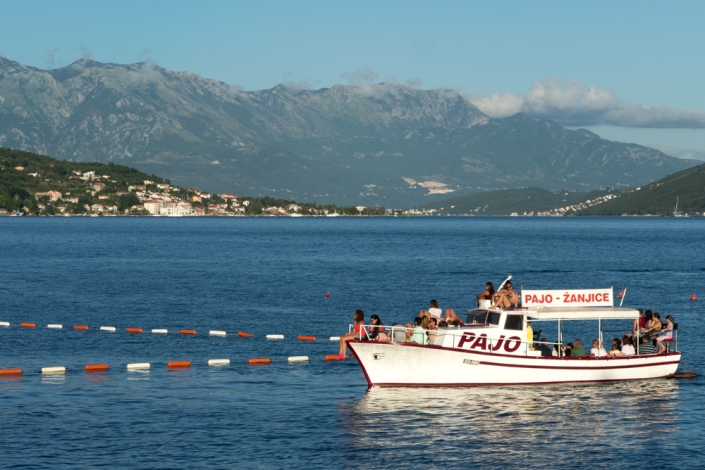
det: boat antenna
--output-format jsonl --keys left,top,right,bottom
{"left": 497, "top": 273, "right": 512, "bottom": 292}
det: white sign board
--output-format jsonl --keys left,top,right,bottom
{"left": 522, "top": 288, "right": 614, "bottom": 308}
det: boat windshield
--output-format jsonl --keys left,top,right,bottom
{"left": 465, "top": 310, "right": 501, "bottom": 325}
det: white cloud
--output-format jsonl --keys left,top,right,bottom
{"left": 468, "top": 78, "right": 705, "bottom": 129}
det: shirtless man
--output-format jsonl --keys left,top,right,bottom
{"left": 492, "top": 281, "right": 519, "bottom": 309}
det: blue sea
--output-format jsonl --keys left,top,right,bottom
{"left": 1, "top": 217, "right": 704, "bottom": 468}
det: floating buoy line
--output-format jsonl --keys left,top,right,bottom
{"left": 0, "top": 319, "right": 353, "bottom": 381}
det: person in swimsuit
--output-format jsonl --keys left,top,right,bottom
{"left": 477, "top": 282, "right": 495, "bottom": 306}
{"left": 337, "top": 309, "right": 365, "bottom": 359}
{"left": 492, "top": 281, "right": 519, "bottom": 309}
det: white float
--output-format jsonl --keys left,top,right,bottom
{"left": 41, "top": 366, "right": 66, "bottom": 374}
{"left": 287, "top": 356, "right": 309, "bottom": 363}
{"left": 127, "top": 363, "right": 151, "bottom": 370}
{"left": 209, "top": 330, "right": 227, "bottom": 337}
{"left": 208, "top": 358, "right": 231, "bottom": 366}
{"left": 266, "top": 334, "right": 285, "bottom": 340}
{"left": 100, "top": 326, "right": 116, "bottom": 332}
{"left": 330, "top": 336, "right": 341, "bottom": 341}
{"left": 47, "top": 324, "right": 63, "bottom": 329}
{"left": 0, "top": 322, "right": 10, "bottom": 327}
{"left": 151, "top": 329, "right": 168, "bottom": 334}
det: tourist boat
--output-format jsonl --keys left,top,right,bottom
{"left": 347, "top": 287, "right": 681, "bottom": 387}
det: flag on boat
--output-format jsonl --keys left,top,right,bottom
{"left": 617, "top": 289, "right": 626, "bottom": 298}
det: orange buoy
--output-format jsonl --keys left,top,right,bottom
{"left": 168, "top": 361, "right": 191, "bottom": 369}
{"left": 85, "top": 364, "right": 109, "bottom": 372}
{"left": 248, "top": 358, "right": 271, "bottom": 365}
{"left": 691, "top": 294, "right": 697, "bottom": 301}
{"left": 126, "top": 327, "right": 143, "bottom": 333}
{"left": 298, "top": 335, "right": 316, "bottom": 341}
{"left": 74, "top": 325, "right": 89, "bottom": 331}
{"left": 326, "top": 291, "right": 331, "bottom": 298}
{"left": 238, "top": 331, "right": 253, "bottom": 337}
{"left": 179, "top": 329, "right": 197, "bottom": 335}
{"left": 20, "top": 322, "right": 36, "bottom": 328}
{"left": 325, "top": 354, "right": 346, "bottom": 361}
{"left": 0, "top": 368, "right": 23, "bottom": 375}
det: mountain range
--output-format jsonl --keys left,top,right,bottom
{"left": 0, "top": 55, "right": 698, "bottom": 207}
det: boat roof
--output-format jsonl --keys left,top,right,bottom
{"left": 471, "top": 306, "right": 640, "bottom": 321}
{"left": 526, "top": 306, "right": 639, "bottom": 321}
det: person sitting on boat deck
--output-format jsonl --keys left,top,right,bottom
{"left": 538, "top": 338, "right": 552, "bottom": 357}
{"left": 638, "top": 334, "right": 658, "bottom": 354}
{"left": 419, "top": 299, "right": 443, "bottom": 322}
{"left": 367, "top": 314, "right": 386, "bottom": 341}
{"left": 562, "top": 342, "right": 573, "bottom": 357}
{"left": 620, "top": 335, "right": 636, "bottom": 356}
{"left": 410, "top": 317, "right": 428, "bottom": 345}
{"left": 641, "top": 312, "right": 662, "bottom": 340}
{"left": 571, "top": 339, "right": 586, "bottom": 357}
{"left": 476, "top": 282, "right": 496, "bottom": 307}
{"left": 444, "top": 308, "right": 459, "bottom": 322}
{"left": 656, "top": 315, "right": 675, "bottom": 353}
{"left": 438, "top": 320, "right": 448, "bottom": 327}
{"left": 608, "top": 343, "right": 624, "bottom": 356}
{"left": 337, "top": 309, "right": 366, "bottom": 359}
{"left": 590, "top": 339, "right": 607, "bottom": 357}
{"left": 427, "top": 317, "right": 439, "bottom": 344}
{"left": 492, "top": 281, "right": 519, "bottom": 309}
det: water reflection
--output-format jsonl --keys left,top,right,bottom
{"left": 341, "top": 381, "right": 681, "bottom": 466}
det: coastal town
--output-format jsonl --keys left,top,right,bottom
{"left": 0, "top": 158, "right": 387, "bottom": 217}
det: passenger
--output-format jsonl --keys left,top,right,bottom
{"left": 390, "top": 323, "right": 406, "bottom": 343}
{"left": 404, "top": 322, "right": 414, "bottom": 341}
{"left": 367, "top": 314, "right": 384, "bottom": 341}
{"left": 427, "top": 317, "right": 439, "bottom": 344}
{"left": 420, "top": 316, "right": 430, "bottom": 330}
{"left": 611, "top": 338, "right": 622, "bottom": 352}
{"left": 337, "top": 309, "right": 365, "bottom": 359}
{"left": 438, "top": 320, "right": 448, "bottom": 327}
{"left": 633, "top": 308, "right": 645, "bottom": 333}
{"left": 552, "top": 344, "right": 561, "bottom": 357}
{"left": 657, "top": 315, "right": 675, "bottom": 353}
{"left": 450, "top": 318, "right": 464, "bottom": 327}
{"left": 420, "top": 299, "right": 443, "bottom": 322}
{"left": 571, "top": 339, "right": 586, "bottom": 357}
{"left": 639, "top": 310, "right": 654, "bottom": 338}
{"left": 642, "top": 312, "right": 662, "bottom": 340}
{"left": 444, "top": 308, "right": 459, "bottom": 322}
{"left": 538, "top": 338, "right": 552, "bottom": 357}
{"left": 526, "top": 320, "right": 534, "bottom": 350}
{"left": 608, "top": 343, "right": 624, "bottom": 356}
{"left": 621, "top": 336, "right": 636, "bottom": 356}
{"left": 563, "top": 342, "right": 573, "bottom": 357}
{"left": 590, "top": 339, "right": 607, "bottom": 357}
{"left": 410, "top": 317, "right": 428, "bottom": 345}
{"left": 638, "top": 334, "right": 658, "bottom": 354}
{"left": 476, "top": 282, "right": 496, "bottom": 307}
{"left": 492, "top": 281, "right": 519, "bottom": 309}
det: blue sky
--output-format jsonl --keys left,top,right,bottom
{"left": 2, "top": 0, "right": 704, "bottom": 159}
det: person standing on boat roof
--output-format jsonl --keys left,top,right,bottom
{"left": 492, "top": 281, "right": 519, "bottom": 309}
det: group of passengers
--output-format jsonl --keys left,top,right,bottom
{"left": 476, "top": 281, "right": 520, "bottom": 309}
{"left": 634, "top": 308, "right": 676, "bottom": 354}
{"left": 337, "top": 296, "right": 676, "bottom": 359}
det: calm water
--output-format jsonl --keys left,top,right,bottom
{"left": 1, "top": 217, "right": 704, "bottom": 468}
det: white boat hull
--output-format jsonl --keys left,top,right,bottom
{"left": 348, "top": 341, "right": 681, "bottom": 387}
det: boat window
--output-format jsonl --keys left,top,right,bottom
{"left": 465, "top": 310, "right": 501, "bottom": 325}
{"left": 504, "top": 314, "right": 524, "bottom": 331}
